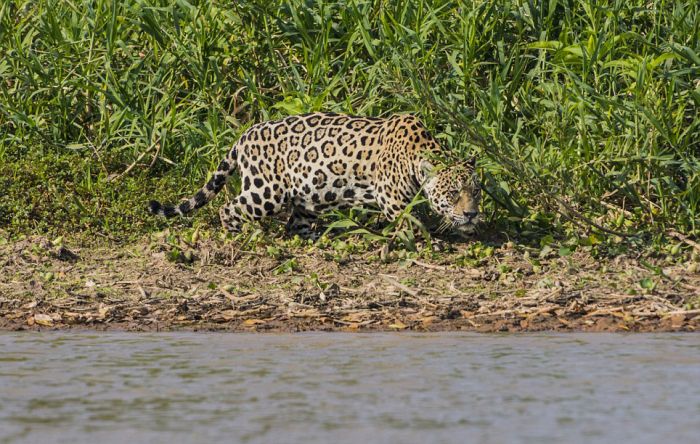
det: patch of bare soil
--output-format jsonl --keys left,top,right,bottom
{"left": 1, "top": 234, "right": 698, "bottom": 333}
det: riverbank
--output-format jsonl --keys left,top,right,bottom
{"left": 1, "top": 232, "right": 698, "bottom": 333}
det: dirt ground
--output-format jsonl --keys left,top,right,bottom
{"left": 1, "top": 232, "right": 699, "bottom": 333}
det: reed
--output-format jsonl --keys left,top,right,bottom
{"left": 1, "top": 0, "right": 697, "bottom": 246}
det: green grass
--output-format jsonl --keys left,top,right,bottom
{"left": 1, "top": 0, "right": 698, "bottom": 249}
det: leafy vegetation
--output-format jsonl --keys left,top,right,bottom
{"left": 1, "top": 0, "right": 698, "bottom": 252}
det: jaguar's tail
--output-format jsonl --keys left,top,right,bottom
{"left": 148, "top": 148, "right": 237, "bottom": 218}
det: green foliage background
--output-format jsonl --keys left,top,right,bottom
{"left": 1, "top": 0, "right": 698, "bottom": 242}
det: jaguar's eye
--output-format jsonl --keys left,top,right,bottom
{"left": 472, "top": 188, "right": 481, "bottom": 197}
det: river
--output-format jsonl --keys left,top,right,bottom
{"left": 1, "top": 332, "right": 699, "bottom": 443}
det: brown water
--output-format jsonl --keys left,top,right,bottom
{"left": 1, "top": 332, "right": 699, "bottom": 443}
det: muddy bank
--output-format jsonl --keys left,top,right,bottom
{"left": 1, "top": 234, "right": 698, "bottom": 332}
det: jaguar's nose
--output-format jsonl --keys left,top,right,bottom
{"left": 464, "top": 211, "right": 478, "bottom": 222}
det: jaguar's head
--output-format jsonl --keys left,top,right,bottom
{"left": 422, "top": 157, "right": 482, "bottom": 234}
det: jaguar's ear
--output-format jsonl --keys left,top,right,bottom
{"left": 420, "top": 159, "right": 436, "bottom": 178}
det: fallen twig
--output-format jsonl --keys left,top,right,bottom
{"left": 409, "top": 259, "right": 448, "bottom": 271}
{"left": 379, "top": 274, "right": 420, "bottom": 297}
{"left": 664, "top": 309, "right": 700, "bottom": 316}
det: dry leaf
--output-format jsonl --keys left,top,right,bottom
{"left": 291, "top": 309, "right": 320, "bottom": 318}
{"left": 421, "top": 316, "right": 438, "bottom": 326}
{"left": 342, "top": 312, "right": 366, "bottom": 323}
{"left": 219, "top": 310, "right": 237, "bottom": 321}
{"left": 97, "top": 305, "right": 110, "bottom": 318}
{"left": 388, "top": 320, "right": 407, "bottom": 330}
{"left": 671, "top": 314, "right": 686, "bottom": 329}
{"left": 21, "top": 301, "right": 37, "bottom": 310}
{"left": 33, "top": 314, "right": 53, "bottom": 327}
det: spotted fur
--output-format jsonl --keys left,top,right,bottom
{"left": 149, "top": 112, "right": 481, "bottom": 236}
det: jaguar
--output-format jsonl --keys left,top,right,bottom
{"left": 149, "top": 112, "right": 481, "bottom": 237}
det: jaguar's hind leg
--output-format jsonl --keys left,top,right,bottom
{"left": 219, "top": 200, "right": 247, "bottom": 233}
{"left": 286, "top": 207, "right": 319, "bottom": 239}
{"left": 219, "top": 193, "right": 283, "bottom": 233}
